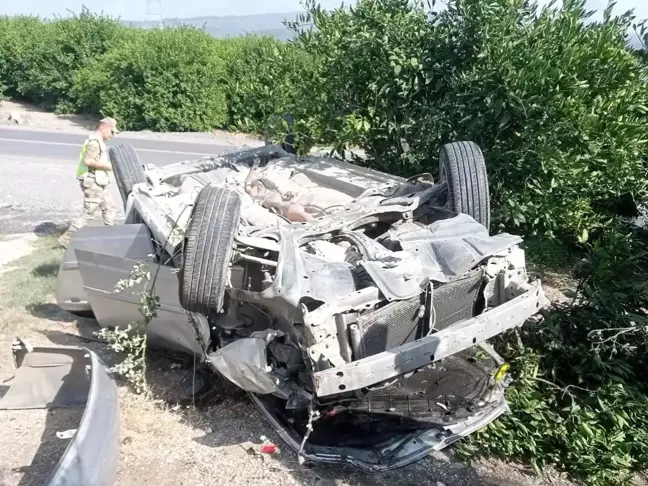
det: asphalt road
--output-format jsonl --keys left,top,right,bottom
{"left": 0, "top": 127, "right": 233, "bottom": 166}
{"left": 0, "top": 127, "right": 237, "bottom": 234}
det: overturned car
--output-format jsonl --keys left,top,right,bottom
{"left": 56, "top": 141, "right": 548, "bottom": 471}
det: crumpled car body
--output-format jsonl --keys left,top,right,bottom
{"left": 0, "top": 340, "right": 120, "bottom": 485}
{"left": 56, "top": 144, "right": 548, "bottom": 471}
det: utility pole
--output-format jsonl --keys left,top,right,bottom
{"left": 145, "top": 0, "right": 163, "bottom": 28}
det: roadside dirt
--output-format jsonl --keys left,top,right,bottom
{"left": 0, "top": 233, "right": 577, "bottom": 486}
{"left": 0, "top": 409, "right": 83, "bottom": 486}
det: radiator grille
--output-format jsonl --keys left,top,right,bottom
{"left": 357, "top": 294, "right": 423, "bottom": 358}
{"left": 432, "top": 269, "right": 484, "bottom": 331}
{"left": 357, "top": 268, "right": 484, "bottom": 357}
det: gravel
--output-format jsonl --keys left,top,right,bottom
{"left": 0, "top": 408, "right": 83, "bottom": 486}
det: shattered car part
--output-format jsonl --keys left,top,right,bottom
{"left": 55, "top": 141, "right": 549, "bottom": 471}
{"left": 75, "top": 247, "right": 210, "bottom": 356}
{"left": 251, "top": 348, "right": 511, "bottom": 471}
{"left": 0, "top": 340, "right": 120, "bottom": 485}
{"left": 207, "top": 330, "right": 285, "bottom": 395}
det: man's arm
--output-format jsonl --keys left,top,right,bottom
{"left": 84, "top": 140, "right": 112, "bottom": 171}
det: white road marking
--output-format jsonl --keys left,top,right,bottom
{"left": 0, "top": 137, "right": 218, "bottom": 156}
{"left": 0, "top": 127, "right": 253, "bottom": 147}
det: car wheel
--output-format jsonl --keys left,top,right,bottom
{"left": 109, "top": 144, "right": 147, "bottom": 207}
{"left": 439, "top": 141, "right": 490, "bottom": 230}
{"left": 179, "top": 185, "right": 242, "bottom": 315}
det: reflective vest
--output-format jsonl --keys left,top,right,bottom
{"left": 76, "top": 133, "right": 109, "bottom": 178}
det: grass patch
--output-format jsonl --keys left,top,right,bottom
{"left": 0, "top": 235, "right": 64, "bottom": 336}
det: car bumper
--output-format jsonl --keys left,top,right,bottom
{"left": 251, "top": 381, "right": 509, "bottom": 472}
{"left": 0, "top": 342, "right": 120, "bottom": 486}
{"left": 313, "top": 280, "right": 547, "bottom": 397}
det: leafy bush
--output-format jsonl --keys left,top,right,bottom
{"left": 74, "top": 26, "right": 228, "bottom": 131}
{"left": 0, "top": 16, "right": 43, "bottom": 98}
{"left": 290, "top": 0, "right": 648, "bottom": 242}
{"left": 0, "top": 10, "right": 124, "bottom": 112}
{"left": 287, "top": 0, "right": 434, "bottom": 158}
{"left": 461, "top": 232, "right": 648, "bottom": 486}
{"left": 222, "top": 35, "right": 314, "bottom": 138}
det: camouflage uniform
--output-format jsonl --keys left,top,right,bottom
{"left": 59, "top": 134, "right": 116, "bottom": 246}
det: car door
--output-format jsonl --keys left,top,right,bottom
{"left": 55, "top": 224, "right": 155, "bottom": 313}
{"left": 75, "top": 240, "right": 209, "bottom": 356}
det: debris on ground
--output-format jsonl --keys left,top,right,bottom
{"left": 6, "top": 111, "right": 27, "bottom": 125}
{"left": 315, "top": 479, "right": 343, "bottom": 486}
{"left": 56, "top": 429, "right": 77, "bottom": 440}
{"left": 240, "top": 436, "right": 281, "bottom": 459}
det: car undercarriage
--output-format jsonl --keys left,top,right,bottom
{"left": 56, "top": 141, "right": 548, "bottom": 470}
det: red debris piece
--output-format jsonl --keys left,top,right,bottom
{"left": 260, "top": 443, "right": 278, "bottom": 454}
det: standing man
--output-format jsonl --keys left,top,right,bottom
{"left": 58, "top": 117, "right": 119, "bottom": 247}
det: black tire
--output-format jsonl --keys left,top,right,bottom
{"left": 109, "top": 144, "right": 147, "bottom": 207}
{"left": 179, "top": 186, "right": 241, "bottom": 315}
{"left": 439, "top": 141, "right": 490, "bottom": 230}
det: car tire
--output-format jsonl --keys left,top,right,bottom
{"left": 179, "top": 185, "right": 241, "bottom": 316}
{"left": 439, "top": 141, "right": 490, "bottom": 230}
{"left": 109, "top": 144, "right": 147, "bottom": 207}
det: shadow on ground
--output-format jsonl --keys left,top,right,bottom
{"left": 33, "top": 222, "right": 67, "bottom": 238}
{"left": 28, "top": 306, "right": 524, "bottom": 486}
{"left": 31, "top": 263, "right": 60, "bottom": 278}
{"left": 27, "top": 303, "right": 82, "bottom": 324}
{"left": 11, "top": 274, "right": 550, "bottom": 486}
{"left": 58, "top": 114, "right": 95, "bottom": 131}
{"left": 4, "top": 408, "right": 83, "bottom": 486}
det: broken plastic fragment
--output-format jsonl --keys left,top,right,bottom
{"left": 494, "top": 363, "right": 511, "bottom": 383}
{"left": 240, "top": 439, "right": 280, "bottom": 457}
{"left": 56, "top": 429, "right": 77, "bottom": 439}
{"left": 260, "top": 443, "right": 278, "bottom": 454}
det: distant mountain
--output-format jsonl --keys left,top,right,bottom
{"left": 122, "top": 12, "right": 302, "bottom": 40}
{"left": 121, "top": 11, "right": 647, "bottom": 49}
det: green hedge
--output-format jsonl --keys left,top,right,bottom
{"left": 74, "top": 27, "right": 228, "bottom": 131}
{"left": 0, "top": 16, "right": 43, "bottom": 99}
{"left": 220, "top": 35, "right": 313, "bottom": 135}
{"left": 0, "top": 10, "right": 124, "bottom": 112}
{"left": 0, "top": 13, "right": 312, "bottom": 133}
{"left": 288, "top": 0, "right": 648, "bottom": 242}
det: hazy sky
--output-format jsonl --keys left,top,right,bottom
{"left": 0, "top": 0, "right": 350, "bottom": 20}
{"left": 0, "top": 0, "right": 646, "bottom": 22}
